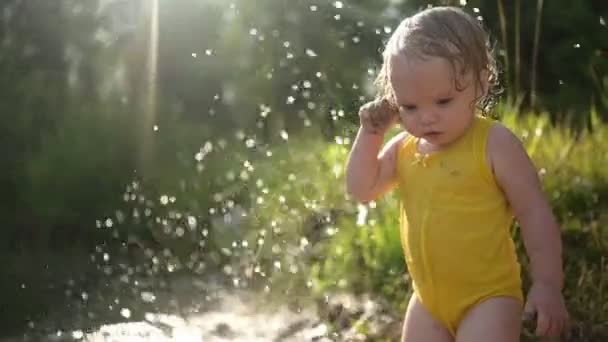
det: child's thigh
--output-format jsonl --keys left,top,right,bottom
{"left": 455, "top": 296, "right": 522, "bottom": 342}
{"left": 402, "top": 294, "right": 453, "bottom": 342}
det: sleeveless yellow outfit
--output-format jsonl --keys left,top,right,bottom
{"left": 396, "top": 115, "right": 523, "bottom": 336}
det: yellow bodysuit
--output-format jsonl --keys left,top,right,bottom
{"left": 396, "top": 115, "right": 523, "bottom": 336}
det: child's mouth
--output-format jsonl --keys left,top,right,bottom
{"left": 423, "top": 131, "right": 442, "bottom": 138}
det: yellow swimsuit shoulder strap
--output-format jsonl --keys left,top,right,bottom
{"left": 396, "top": 133, "right": 416, "bottom": 174}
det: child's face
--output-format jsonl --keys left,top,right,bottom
{"left": 389, "top": 55, "right": 484, "bottom": 147}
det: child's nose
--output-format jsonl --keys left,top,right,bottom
{"left": 419, "top": 110, "right": 439, "bottom": 125}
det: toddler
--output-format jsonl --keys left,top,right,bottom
{"left": 345, "top": 6, "right": 569, "bottom": 341}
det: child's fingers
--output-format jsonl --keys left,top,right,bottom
{"left": 535, "top": 310, "right": 551, "bottom": 336}
{"left": 522, "top": 300, "right": 536, "bottom": 321}
{"left": 545, "top": 317, "right": 560, "bottom": 338}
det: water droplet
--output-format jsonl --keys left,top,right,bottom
{"left": 188, "top": 216, "right": 197, "bottom": 229}
{"left": 286, "top": 96, "right": 295, "bottom": 104}
{"left": 191, "top": 52, "right": 197, "bottom": 58}
{"left": 103, "top": 253, "right": 110, "bottom": 262}
{"left": 601, "top": 17, "right": 606, "bottom": 26}
{"left": 260, "top": 104, "right": 271, "bottom": 117}
{"left": 333, "top": 164, "right": 342, "bottom": 178}
{"left": 356, "top": 204, "right": 368, "bottom": 226}
{"left": 249, "top": 28, "right": 258, "bottom": 35}
{"left": 160, "top": 195, "right": 169, "bottom": 205}
{"left": 245, "top": 138, "right": 256, "bottom": 148}
{"left": 105, "top": 218, "right": 113, "bottom": 228}
{"left": 274, "top": 261, "right": 281, "bottom": 270}
{"left": 476, "top": 16, "right": 483, "bottom": 21}
{"left": 473, "top": 7, "right": 480, "bottom": 13}
{"left": 352, "top": 36, "right": 360, "bottom": 43}
{"left": 141, "top": 291, "right": 156, "bottom": 303}
{"left": 205, "top": 49, "right": 213, "bottom": 56}
{"left": 153, "top": 125, "right": 159, "bottom": 131}
{"left": 120, "top": 308, "right": 131, "bottom": 319}
{"left": 573, "top": 43, "right": 581, "bottom": 48}
{"left": 460, "top": 0, "right": 467, "bottom": 5}
{"left": 357, "top": 21, "right": 364, "bottom": 27}
{"left": 305, "top": 49, "right": 317, "bottom": 58}
{"left": 310, "top": 5, "right": 317, "bottom": 11}
{"left": 303, "top": 80, "right": 312, "bottom": 88}
{"left": 283, "top": 41, "right": 290, "bottom": 48}
{"left": 334, "top": 1, "right": 343, "bottom": 9}
{"left": 280, "top": 130, "right": 289, "bottom": 140}
{"left": 384, "top": 26, "right": 392, "bottom": 34}
{"left": 72, "top": 330, "right": 84, "bottom": 339}
{"left": 244, "top": 160, "right": 254, "bottom": 171}
{"left": 334, "top": 14, "right": 341, "bottom": 20}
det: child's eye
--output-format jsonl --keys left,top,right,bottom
{"left": 437, "top": 98, "right": 453, "bottom": 106}
{"left": 400, "top": 104, "right": 417, "bottom": 112}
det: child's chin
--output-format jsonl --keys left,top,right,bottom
{"left": 422, "top": 132, "right": 444, "bottom": 143}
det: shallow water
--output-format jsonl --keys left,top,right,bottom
{"left": 4, "top": 273, "right": 327, "bottom": 342}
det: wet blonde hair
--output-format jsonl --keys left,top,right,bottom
{"left": 375, "top": 6, "right": 500, "bottom": 116}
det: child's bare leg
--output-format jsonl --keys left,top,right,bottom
{"left": 455, "top": 296, "right": 522, "bottom": 342}
{"left": 402, "top": 294, "right": 453, "bottom": 342}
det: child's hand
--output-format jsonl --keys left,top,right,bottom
{"left": 522, "top": 281, "right": 570, "bottom": 338}
{"left": 359, "top": 98, "right": 399, "bottom": 135}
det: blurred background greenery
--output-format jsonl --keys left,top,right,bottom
{"left": 0, "top": 0, "right": 606, "bottom": 340}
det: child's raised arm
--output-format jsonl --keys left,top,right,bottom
{"left": 345, "top": 99, "right": 406, "bottom": 204}
{"left": 487, "top": 123, "right": 569, "bottom": 338}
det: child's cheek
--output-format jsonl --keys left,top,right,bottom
{"left": 401, "top": 116, "right": 417, "bottom": 135}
